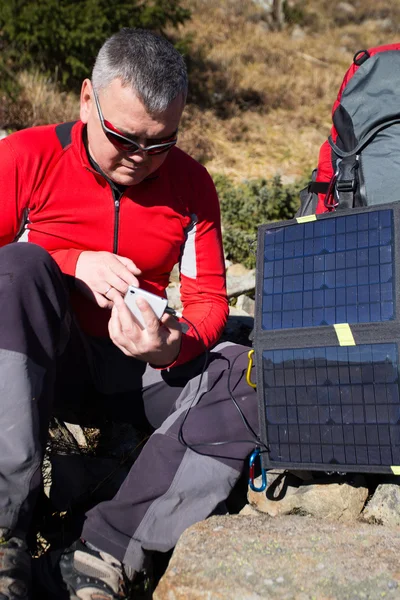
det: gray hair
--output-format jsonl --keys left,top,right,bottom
{"left": 91, "top": 28, "right": 188, "bottom": 114}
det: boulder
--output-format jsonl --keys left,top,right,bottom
{"left": 226, "top": 263, "right": 251, "bottom": 278}
{"left": 248, "top": 471, "right": 368, "bottom": 522}
{"left": 226, "top": 270, "right": 256, "bottom": 298}
{"left": 169, "top": 264, "right": 180, "bottom": 284}
{"left": 228, "top": 305, "right": 252, "bottom": 317}
{"left": 154, "top": 514, "right": 400, "bottom": 600}
{"left": 236, "top": 294, "right": 255, "bottom": 316}
{"left": 362, "top": 482, "right": 400, "bottom": 527}
{"left": 166, "top": 284, "right": 182, "bottom": 310}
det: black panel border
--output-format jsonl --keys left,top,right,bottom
{"left": 254, "top": 202, "right": 400, "bottom": 474}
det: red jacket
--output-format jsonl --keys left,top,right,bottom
{"left": 0, "top": 121, "right": 228, "bottom": 366}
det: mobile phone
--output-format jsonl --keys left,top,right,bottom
{"left": 124, "top": 285, "right": 168, "bottom": 329}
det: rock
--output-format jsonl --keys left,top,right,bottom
{"left": 362, "top": 483, "right": 400, "bottom": 526}
{"left": 226, "top": 270, "right": 256, "bottom": 298}
{"left": 228, "top": 305, "right": 251, "bottom": 317}
{"left": 42, "top": 453, "right": 52, "bottom": 499}
{"left": 154, "top": 514, "right": 400, "bottom": 600}
{"left": 166, "top": 285, "right": 182, "bottom": 310}
{"left": 63, "top": 422, "right": 87, "bottom": 447}
{"left": 226, "top": 263, "right": 250, "bottom": 277}
{"left": 169, "top": 263, "right": 180, "bottom": 284}
{"left": 248, "top": 472, "right": 368, "bottom": 521}
{"left": 239, "top": 504, "right": 259, "bottom": 516}
{"left": 48, "top": 418, "right": 87, "bottom": 455}
{"left": 236, "top": 294, "right": 255, "bottom": 317}
{"left": 167, "top": 263, "right": 257, "bottom": 312}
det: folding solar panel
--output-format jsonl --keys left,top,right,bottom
{"left": 254, "top": 203, "right": 400, "bottom": 474}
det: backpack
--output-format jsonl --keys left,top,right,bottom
{"left": 298, "top": 44, "right": 400, "bottom": 217}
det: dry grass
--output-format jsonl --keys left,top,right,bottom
{"left": 175, "top": 0, "right": 400, "bottom": 180}
{"left": 2, "top": 0, "right": 399, "bottom": 183}
{"left": 0, "top": 70, "right": 79, "bottom": 130}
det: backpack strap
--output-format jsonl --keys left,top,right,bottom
{"left": 328, "top": 117, "right": 400, "bottom": 158}
{"left": 334, "top": 156, "right": 359, "bottom": 209}
{"left": 321, "top": 157, "right": 359, "bottom": 212}
{"left": 308, "top": 181, "right": 330, "bottom": 194}
{"left": 296, "top": 171, "right": 331, "bottom": 217}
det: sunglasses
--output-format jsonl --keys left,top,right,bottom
{"left": 92, "top": 88, "right": 178, "bottom": 155}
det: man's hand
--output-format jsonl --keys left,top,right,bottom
{"left": 109, "top": 294, "right": 182, "bottom": 366}
{"left": 75, "top": 251, "right": 141, "bottom": 308}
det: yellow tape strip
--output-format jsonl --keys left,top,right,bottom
{"left": 296, "top": 215, "right": 317, "bottom": 223}
{"left": 334, "top": 323, "right": 356, "bottom": 346}
{"left": 391, "top": 466, "right": 400, "bottom": 475}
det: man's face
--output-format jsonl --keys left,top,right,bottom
{"left": 80, "top": 78, "right": 184, "bottom": 186}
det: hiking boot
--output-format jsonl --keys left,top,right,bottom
{"left": 58, "top": 539, "right": 134, "bottom": 600}
{"left": 0, "top": 531, "right": 31, "bottom": 600}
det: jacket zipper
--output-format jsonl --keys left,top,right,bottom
{"left": 84, "top": 165, "right": 123, "bottom": 254}
{"left": 111, "top": 187, "right": 122, "bottom": 254}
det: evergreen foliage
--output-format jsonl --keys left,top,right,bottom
{"left": 0, "top": 0, "right": 190, "bottom": 91}
{"left": 215, "top": 173, "right": 304, "bottom": 269}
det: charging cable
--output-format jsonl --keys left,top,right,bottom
{"left": 166, "top": 306, "right": 269, "bottom": 458}
{"left": 165, "top": 306, "right": 182, "bottom": 319}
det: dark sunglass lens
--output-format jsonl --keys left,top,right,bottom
{"left": 147, "top": 143, "right": 175, "bottom": 156}
{"left": 105, "top": 128, "right": 175, "bottom": 155}
{"left": 105, "top": 131, "right": 135, "bottom": 151}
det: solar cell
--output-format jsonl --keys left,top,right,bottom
{"left": 255, "top": 204, "right": 400, "bottom": 473}
{"left": 262, "top": 344, "right": 400, "bottom": 467}
{"left": 261, "top": 209, "right": 395, "bottom": 330}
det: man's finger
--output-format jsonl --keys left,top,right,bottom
{"left": 106, "top": 266, "right": 140, "bottom": 294}
{"left": 96, "top": 290, "right": 113, "bottom": 309}
{"left": 109, "top": 262, "right": 140, "bottom": 289}
{"left": 108, "top": 304, "right": 128, "bottom": 343}
{"left": 133, "top": 297, "right": 162, "bottom": 334}
{"left": 109, "top": 306, "right": 133, "bottom": 357}
{"left": 160, "top": 312, "right": 182, "bottom": 333}
{"left": 114, "top": 255, "right": 141, "bottom": 275}
{"left": 102, "top": 273, "right": 135, "bottom": 296}
{"left": 112, "top": 292, "right": 125, "bottom": 308}
{"left": 105, "top": 286, "right": 124, "bottom": 305}
{"left": 116, "top": 298, "right": 146, "bottom": 336}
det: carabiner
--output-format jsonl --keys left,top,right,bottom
{"left": 248, "top": 447, "right": 267, "bottom": 492}
{"left": 246, "top": 349, "right": 256, "bottom": 389}
{"left": 323, "top": 174, "right": 338, "bottom": 212}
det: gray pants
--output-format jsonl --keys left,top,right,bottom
{"left": 0, "top": 243, "right": 258, "bottom": 570}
